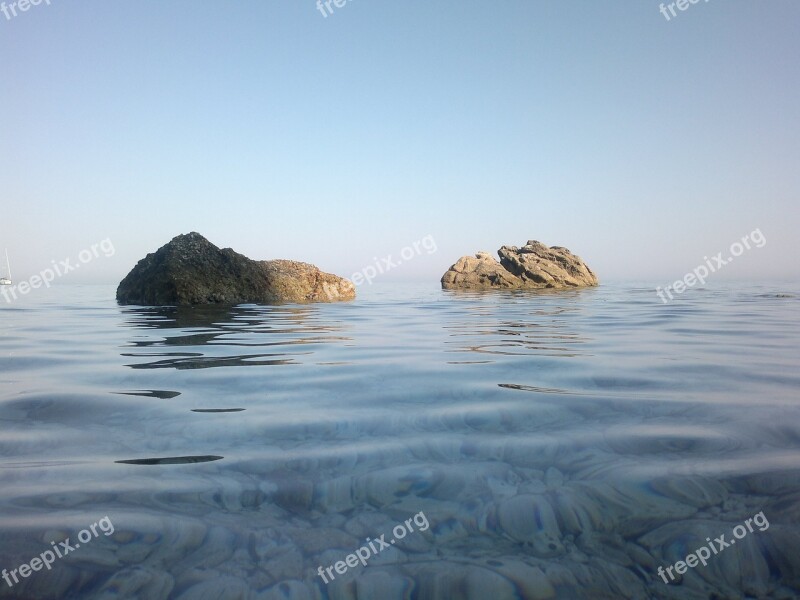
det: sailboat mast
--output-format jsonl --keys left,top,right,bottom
{"left": 4, "top": 249, "right": 10, "bottom": 280}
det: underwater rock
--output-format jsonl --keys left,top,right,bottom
{"left": 494, "top": 494, "right": 565, "bottom": 557}
{"left": 95, "top": 567, "right": 175, "bottom": 599}
{"left": 174, "top": 576, "right": 249, "bottom": 600}
{"left": 259, "top": 580, "right": 316, "bottom": 600}
{"left": 352, "top": 571, "right": 417, "bottom": 600}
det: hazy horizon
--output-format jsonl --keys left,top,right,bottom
{"left": 2, "top": 1, "right": 798, "bottom": 287}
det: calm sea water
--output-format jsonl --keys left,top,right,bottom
{"left": 1, "top": 282, "right": 799, "bottom": 600}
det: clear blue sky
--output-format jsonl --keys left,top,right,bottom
{"left": 2, "top": 1, "right": 798, "bottom": 285}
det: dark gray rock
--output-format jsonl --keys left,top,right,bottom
{"left": 116, "top": 233, "right": 355, "bottom": 306}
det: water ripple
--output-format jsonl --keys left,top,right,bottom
{"left": 0, "top": 283, "right": 798, "bottom": 598}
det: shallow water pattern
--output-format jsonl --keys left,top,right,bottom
{"left": 1, "top": 283, "right": 799, "bottom": 599}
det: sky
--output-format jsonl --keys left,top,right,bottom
{"left": 1, "top": 0, "right": 798, "bottom": 286}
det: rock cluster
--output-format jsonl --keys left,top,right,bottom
{"left": 116, "top": 233, "right": 354, "bottom": 305}
{"left": 441, "top": 240, "right": 598, "bottom": 290}
{"left": 6, "top": 459, "right": 794, "bottom": 599}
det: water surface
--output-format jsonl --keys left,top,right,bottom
{"left": 1, "top": 282, "right": 799, "bottom": 599}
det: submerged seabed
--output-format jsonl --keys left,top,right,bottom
{"left": 0, "top": 282, "right": 799, "bottom": 599}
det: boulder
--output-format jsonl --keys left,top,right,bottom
{"left": 116, "top": 233, "right": 355, "bottom": 305}
{"left": 441, "top": 240, "right": 598, "bottom": 290}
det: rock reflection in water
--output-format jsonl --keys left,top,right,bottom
{"left": 0, "top": 284, "right": 798, "bottom": 598}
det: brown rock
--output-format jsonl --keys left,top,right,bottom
{"left": 116, "top": 233, "right": 354, "bottom": 305}
{"left": 260, "top": 259, "right": 355, "bottom": 303}
{"left": 441, "top": 240, "right": 598, "bottom": 290}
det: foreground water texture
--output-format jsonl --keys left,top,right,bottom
{"left": 1, "top": 283, "right": 799, "bottom": 599}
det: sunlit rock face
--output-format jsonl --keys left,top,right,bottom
{"left": 116, "top": 232, "right": 355, "bottom": 306}
{"left": 441, "top": 240, "right": 598, "bottom": 290}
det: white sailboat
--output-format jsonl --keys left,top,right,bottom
{"left": 0, "top": 249, "right": 11, "bottom": 285}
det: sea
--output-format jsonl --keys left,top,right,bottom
{"left": 0, "top": 281, "right": 798, "bottom": 600}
